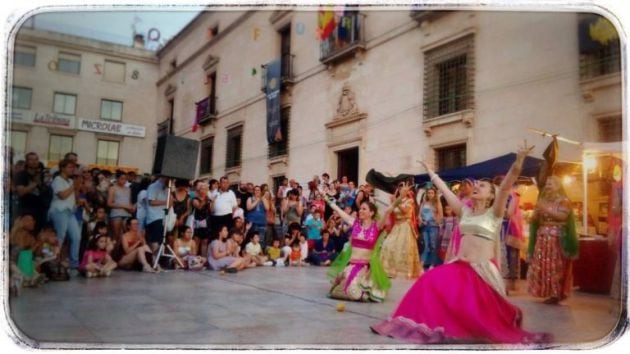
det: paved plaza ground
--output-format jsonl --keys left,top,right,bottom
{"left": 5, "top": 266, "right": 626, "bottom": 349}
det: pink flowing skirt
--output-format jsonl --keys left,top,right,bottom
{"left": 371, "top": 261, "right": 551, "bottom": 344}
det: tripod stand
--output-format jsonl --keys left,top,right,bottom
{"left": 152, "top": 178, "right": 184, "bottom": 269}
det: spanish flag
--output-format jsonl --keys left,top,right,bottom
{"left": 317, "top": 8, "right": 336, "bottom": 40}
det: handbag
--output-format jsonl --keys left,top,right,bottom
{"left": 185, "top": 208, "right": 195, "bottom": 229}
{"left": 266, "top": 206, "right": 276, "bottom": 225}
{"left": 165, "top": 207, "right": 177, "bottom": 232}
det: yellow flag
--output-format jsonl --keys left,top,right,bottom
{"left": 589, "top": 17, "right": 618, "bottom": 45}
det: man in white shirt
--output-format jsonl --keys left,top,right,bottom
{"left": 282, "top": 179, "right": 298, "bottom": 199}
{"left": 212, "top": 176, "right": 238, "bottom": 236}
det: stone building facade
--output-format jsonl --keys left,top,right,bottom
{"left": 10, "top": 27, "right": 159, "bottom": 172}
{"left": 155, "top": 9, "right": 621, "bottom": 190}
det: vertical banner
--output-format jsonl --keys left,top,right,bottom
{"left": 193, "top": 97, "right": 209, "bottom": 132}
{"left": 266, "top": 59, "right": 282, "bottom": 144}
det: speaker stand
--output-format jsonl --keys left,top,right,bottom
{"left": 153, "top": 178, "right": 184, "bottom": 269}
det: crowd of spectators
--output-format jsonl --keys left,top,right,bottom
{"left": 6, "top": 149, "right": 375, "bottom": 295}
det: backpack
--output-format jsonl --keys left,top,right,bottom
{"left": 41, "top": 260, "right": 70, "bottom": 281}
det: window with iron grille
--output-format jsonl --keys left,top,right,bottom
{"left": 226, "top": 125, "right": 243, "bottom": 168}
{"left": 598, "top": 116, "right": 622, "bottom": 142}
{"left": 320, "top": 10, "right": 364, "bottom": 61}
{"left": 200, "top": 136, "right": 214, "bottom": 175}
{"left": 58, "top": 52, "right": 81, "bottom": 74}
{"left": 268, "top": 107, "right": 290, "bottom": 158}
{"left": 15, "top": 45, "right": 36, "bottom": 67}
{"left": 48, "top": 135, "right": 73, "bottom": 162}
{"left": 424, "top": 35, "right": 474, "bottom": 120}
{"left": 435, "top": 144, "right": 466, "bottom": 171}
{"left": 579, "top": 14, "right": 620, "bottom": 80}
{"left": 12, "top": 86, "right": 32, "bottom": 109}
{"left": 280, "top": 26, "right": 293, "bottom": 83}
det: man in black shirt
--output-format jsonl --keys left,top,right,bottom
{"left": 234, "top": 181, "right": 252, "bottom": 212}
{"left": 15, "top": 152, "right": 51, "bottom": 232}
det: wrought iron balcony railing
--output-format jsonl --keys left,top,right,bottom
{"left": 196, "top": 95, "right": 218, "bottom": 125}
{"left": 319, "top": 13, "right": 366, "bottom": 65}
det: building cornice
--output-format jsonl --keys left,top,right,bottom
{"left": 156, "top": 11, "right": 255, "bottom": 87}
{"left": 16, "top": 32, "right": 158, "bottom": 64}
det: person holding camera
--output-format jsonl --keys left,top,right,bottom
{"left": 15, "top": 152, "right": 51, "bottom": 232}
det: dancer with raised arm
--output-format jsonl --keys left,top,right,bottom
{"left": 326, "top": 198, "right": 392, "bottom": 302}
{"left": 371, "top": 142, "right": 551, "bottom": 344}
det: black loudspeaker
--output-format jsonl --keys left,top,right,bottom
{"left": 152, "top": 135, "right": 200, "bottom": 180}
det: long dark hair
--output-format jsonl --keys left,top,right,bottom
{"left": 87, "top": 234, "right": 109, "bottom": 251}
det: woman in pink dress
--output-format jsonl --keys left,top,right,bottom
{"left": 371, "top": 143, "right": 550, "bottom": 344}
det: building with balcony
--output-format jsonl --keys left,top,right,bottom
{"left": 10, "top": 27, "right": 159, "bottom": 172}
{"left": 154, "top": 9, "right": 621, "bottom": 193}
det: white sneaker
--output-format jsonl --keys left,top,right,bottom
{"left": 276, "top": 262, "right": 285, "bottom": 267}
{"left": 263, "top": 261, "right": 274, "bottom": 267}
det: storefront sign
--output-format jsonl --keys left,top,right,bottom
{"left": 77, "top": 118, "right": 146, "bottom": 138}
{"left": 10, "top": 110, "right": 75, "bottom": 129}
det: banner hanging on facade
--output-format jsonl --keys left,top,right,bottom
{"left": 77, "top": 118, "right": 146, "bottom": 138}
{"left": 265, "top": 59, "right": 282, "bottom": 144}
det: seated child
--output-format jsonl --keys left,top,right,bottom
{"left": 11, "top": 214, "right": 47, "bottom": 286}
{"left": 244, "top": 232, "right": 271, "bottom": 266}
{"left": 33, "top": 224, "right": 70, "bottom": 281}
{"left": 280, "top": 234, "right": 293, "bottom": 266}
{"left": 289, "top": 240, "right": 303, "bottom": 266}
{"left": 91, "top": 221, "right": 115, "bottom": 254}
{"left": 265, "top": 238, "right": 283, "bottom": 266}
{"left": 79, "top": 234, "right": 117, "bottom": 278}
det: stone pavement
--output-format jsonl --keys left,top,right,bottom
{"left": 6, "top": 266, "right": 626, "bottom": 349}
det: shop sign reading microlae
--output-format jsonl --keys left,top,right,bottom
{"left": 77, "top": 118, "right": 146, "bottom": 138}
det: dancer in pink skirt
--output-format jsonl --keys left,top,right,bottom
{"left": 371, "top": 142, "right": 551, "bottom": 344}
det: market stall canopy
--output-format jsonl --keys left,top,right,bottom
{"left": 414, "top": 153, "right": 544, "bottom": 184}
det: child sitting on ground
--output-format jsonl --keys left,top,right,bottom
{"left": 11, "top": 214, "right": 47, "bottom": 287}
{"left": 265, "top": 238, "right": 283, "bottom": 266}
{"left": 279, "top": 234, "right": 293, "bottom": 266}
{"left": 244, "top": 232, "right": 272, "bottom": 266}
{"left": 33, "top": 224, "right": 69, "bottom": 281}
{"left": 91, "top": 221, "right": 116, "bottom": 254}
{"left": 289, "top": 239, "right": 303, "bottom": 266}
{"left": 79, "top": 234, "right": 117, "bottom": 278}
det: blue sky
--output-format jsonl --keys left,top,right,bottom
{"left": 24, "top": 9, "right": 202, "bottom": 50}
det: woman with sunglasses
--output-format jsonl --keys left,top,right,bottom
{"left": 371, "top": 142, "right": 550, "bottom": 344}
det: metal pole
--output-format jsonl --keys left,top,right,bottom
{"left": 153, "top": 178, "right": 173, "bottom": 269}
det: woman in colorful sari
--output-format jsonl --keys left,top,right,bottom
{"left": 371, "top": 142, "right": 550, "bottom": 344}
{"left": 379, "top": 183, "right": 422, "bottom": 279}
{"left": 326, "top": 198, "right": 391, "bottom": 302}
{"left": 493, "top": 175, "right": 525, "bottom": 293}
{"left": 527, "top": 175, "right": 578, "bottom": 305}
